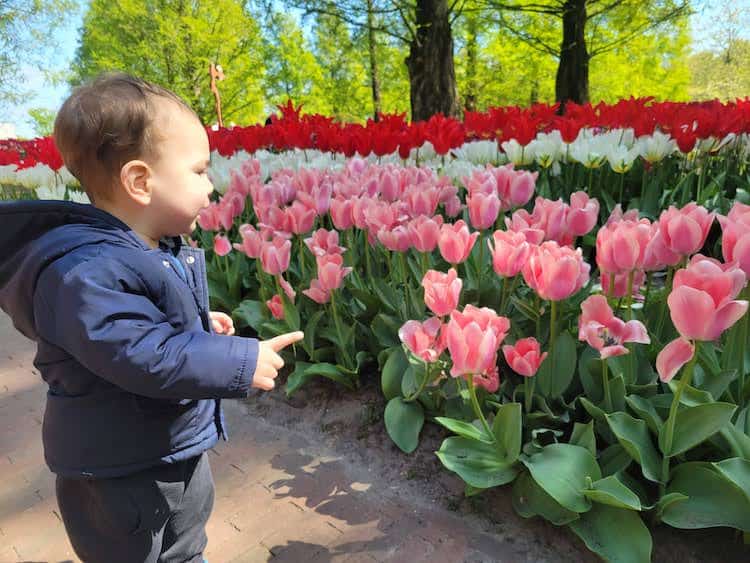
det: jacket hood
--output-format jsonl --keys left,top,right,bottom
{"left": 0, "top": 200, "right": 173, "bottom": 340}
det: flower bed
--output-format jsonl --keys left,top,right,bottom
{"left": 3, "top": 99, "right": 750, "bottom": 561}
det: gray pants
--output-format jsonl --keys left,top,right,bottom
{"left": 55, "top": 452, "right": 214, "bottom": 563}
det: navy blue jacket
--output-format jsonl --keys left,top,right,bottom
{"left": 0, "top": 200, "right": 259, "bottom": 478}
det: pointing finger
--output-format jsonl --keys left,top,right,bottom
{"left": 268, "top": 331, "right": 304, "bottom": 352}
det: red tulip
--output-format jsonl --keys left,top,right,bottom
{"left": 422, "top": 268, "right": 462, "bottom": 317}
{"left": 667, "top": 255, "right": 747, "bottom": 341}
{"left": 578, "top": 295, "right": 650, "bottom": 359}
{"left": 438, "top": 220, "right": 478, "bottom": 265}
{"left": 502, "top": 337, "right": 547, "bottom": 377}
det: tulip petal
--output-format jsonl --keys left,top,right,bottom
{"left": 656, "top": 337, "right": 695, "bottom": 382}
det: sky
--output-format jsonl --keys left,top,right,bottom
{"left": 3, "top": 1, "right": 750, "bottom": 139}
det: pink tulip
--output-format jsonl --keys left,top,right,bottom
{"left": 606, "top": 204, "right": 640, "bottom": 225}
{"left": 658, "top": 202, "right": 714, "bottom": 257}
{"left": 213, "top": 234, "right": 232, "bottom": 257}
{"left": 502, "top": 337, "right": 547, "bottom": 377}
{"left": 277, "top": 275, "right": 296, "bottom": 300}
{"left": 444, "top": 195, "right": 463, "bottom": 218}
{"left": 304, "top": 228, "right": 345, "bottom": 257}
{"left": 667, "top": 255, "right": 748, "bottom": 341}
{"left": 364, "top": 200, "right": 398, "bottom": 235}
{"left": 522, "top": 241, "right": 590, "bottom": 301}
{"left": 533, "top": 197, "right": 571, "bottom": 246}
{"left": 316, "top": 254, "right": 352, "bottom": 292}
{"left": 446, "top": 315, "right": 499, "bottom": 380}
{"left": 422, "top": 269, "right": 462, "bottom": 317}
{"left": 450, "top": 304, "right": 510, "bottom": 342}
{"left": 438, "top": 220, "right": 478, "bottom": 265}
{"left": 489, "top": 230, "right": 531, "bottom": 278}
{"left": 197, "top": 203, "right": 221, "bottom": 232}
{"left": 596, "top": 219, "right": 652, "bottom": 274}
{"left": 656, "top": 337, "right": 695, "bottom": 382}
{"left": 303, "top": 278, "right": 331, "bottom": 304}
{"left": 468, "top": 192, "right": 501, "bottom": 230}
{"left": 495, "top": 167, "right": 537, "bottom": 210}
{"left": 330, "top": 197, "right": 354, "bottom": 230}
{"left": 378, "top": 225, "right": 412, "bottom": 252}
{"left": 406, "top": 187, "right": 441, "bottom": 217}
{"left": 285, "top": 200, "right": 316, "bottom": 235}
{"left": 578, "top": 295, "right": 650, "bottom": 359}
{"left": 643, "top": 223, "right": 681, "bottom": 270}
{"left": 567, "top": 191, "right": 600, "bottom": 237}
{"left": 266, "top": 295, "right": 285, "bottom": 320}
{"left": 398, "top": 317, "right": 446, "bottom": 363}
{"left": 218, "top": 192, "right": 245, "bottom": 230}
{"left": 408, "top": 215, "right": 443, "bottom": 253}
{"left": 719, "top": 205, "right": 750, "bottom": 277}
{"left": 260, "top": 239, "right": 292, "bottom": 275}
{"left": 474, "top": 368, "right": 500, "bottom": 393}
{"left": 233, "top": 223, "right": 264, "bottom": 259}
{"left": 505, "top": 209, "right": 545, "bottom": 245}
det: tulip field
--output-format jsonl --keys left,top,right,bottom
{"left": 3, "top": 98, "right": 750, "bottom": 561}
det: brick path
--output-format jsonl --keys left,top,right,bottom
{"left": 1, "top": 311, "right": 583, "bottom": 563}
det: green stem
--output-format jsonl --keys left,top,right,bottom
{"left": 624, "top": 270, "right": 635, "bottom": 321}
{"left": 643, "top": 272, "right": 653, "bottom": 310}
{"left": 466, "top": 375, "right": 494, "bottom": 439}
{"left": 405, "top": 362, "right": 432, "bottom": 402}
{"left": 608, "top": 273, "right": 615, "bottom": 300}
{"left": 739, "top": 290, "right": 749, "bottom": 408}
{"left": 298, "top": 237, "right": 307, "bottom": 281}
{"left": 398, "top": 252, "right": 410, "bottom": 319}
{"left": 477, "top": 232, "right": 485, "bottom": 303}
{"left": 420, "top": 251, "right": 429, "bottom": 281}
{"left": 524, "top": 375, "right": 536, "bottom": 414}
{"left": 617, "top": 171, "right": 625, "bottom": 203}
{"left": 602, "top": 358, "right": 613, "bottom": 412}
{"left": 659, "top": 342, "right": 699, "bottom": 496}
{"left": 656, "top": 267, "right": 675, "bottom": 339}
{"left": 330, "top": 291, "right": 353, "bottom": 370}
{"left": 549, "top": 300, "right": 558, "bottom": 375}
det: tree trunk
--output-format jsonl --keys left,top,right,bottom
{"left": 405, "top": 0, "right": 459, "bottom": 121}
{"left": 555, "top": 0, "right": 589, "bottom": 107}
{"left": 366, "top": 0, "right": 382, "bottom": 121}
{"left": 464, "top": 11, "right": 479, "bottom": 112}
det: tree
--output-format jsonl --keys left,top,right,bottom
{"left": 287, "top": 0, "right": 463, "bottom": 121}
{"left": 481, "top": 0, "right": 691, "bottom": 106}
{"left": 689, "top": 39, "right": 750, "bottom": 101}
{"left": 27, "top": 107, "right": 56, "bottom": 137}
{"left": 0, "top": 0, "right": 75, "bottom": 110}
{"left": 71, "top": 0, "right": 267, "bottom": 125}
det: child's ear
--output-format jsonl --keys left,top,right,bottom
{"left": 120, "top": 160, "right": 152, "bottom": 205}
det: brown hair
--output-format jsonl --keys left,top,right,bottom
{"left": 53, "top": 72, "right": 198, "bottom": 203}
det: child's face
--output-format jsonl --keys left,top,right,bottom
{"left": 146, "top": 102, "right": 214, "bottom": 237}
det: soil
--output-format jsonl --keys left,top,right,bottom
{"left": 243, "top": 369, "right": 750, "bottom": 563}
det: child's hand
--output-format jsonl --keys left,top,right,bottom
{"left": 254, "top": 331, "right": 304, "bottom": 391}
{"left": 210, "top": 311, "right": 235, "bottom": 335}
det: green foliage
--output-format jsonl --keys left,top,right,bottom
{"left": 71, "top": 0, "right": 267, "bottom": 125}
{"left": 689, "top": 39, "right": 750, "bottom": 101}
{"left": 26, "top": 107, "right": 56, "bottom": 137}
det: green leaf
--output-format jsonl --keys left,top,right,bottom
{"left": 371, "top": 278, "right": 402, "bottom": 314}
{"left": 569, "top": 421, "right": 596, "bottom": 456}
{"left": 654, "top": 493, "right": 689, "bottom": 521}
{"left": 371, "top": 313, "right": 401, "bottom": 348}
{"left": 667, "top": 379, "right": 714, "bottom": 406}
{"left": 535, "top": 331, "right": 577, "bottom": 398}
{"left": 712, "top": 458, "right": 750, "bottom": 502}
{"left": 492, "top": 402, "right": 522, "bottom": 461}
{"left": 522, "top": 443, "right": 602, "bottom": 513}
{"left": 662, "top": 462, "right": 750, "bottom": 531}
{"left": 282, "top": 297, "right": 300, "bottom": 331}
{"left": 381, "top": 347, "right": 408, "bottom": 401}
{"left": 384, "top": 397, "right": 424, "bottom": 453}
{"left": 583, "top": 475, "right": 642, "bottom": 511}
{"left": 625, "top": 395, "right": 662, "bottom": 434}
{"left": 233, "top": 299, "right": 267, "bottom": 330}
{"left": 285, "top": 361, "right": 315, "bottom": 396}
{"left": 659, "top": 402, "right": 736, "bottom": 457}
{"left": 605, "top": 412, "right": 662, "bottom": 483}
{"left": 599, "top": 444, "right": 632, "bottom": 477}
{"left": 569, "top": 504, "right": 652, "bottom": 563}
{"left": 303, "top": 310, "right": 326, "bottom": 358}
{"left": 436, "top": 436, "right": 519, "bottom": 488}
{"left": 434, "top": 417, "right": 493, "bottom": 443}
{"left": 302, "top": 362, "right": 356, "bottom": 390}
{"left": 511, "top": 471, "right": 580, "bottom": 526}
{"left": 401, "top": 365, "right": 418, "bottom": 397}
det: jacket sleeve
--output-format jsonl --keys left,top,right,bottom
{"left": 33, "top": 256, "right": 258, "bottom": 400}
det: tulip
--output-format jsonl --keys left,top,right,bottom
{"left": 316, "top": 254, "right": 352, "bottom": 292}
{"left": 303, "top": 278, "right": 330, "bottom": 304}
{"left": 502, "top": 337, "right": 546, "bottom": 377}
{"left": 467, "top": 192, "right": 501, "bottom": 230}
{"left": 422, "top": 269, "right": 462, "bottom": 317}
{"left": 378, "top": 225, "right": 412, "bottom": 253}
{"left": 718, "top": 204, "right": 750, "bottom": 277}
{"left": 656, "top": 337, "right": 694, "bottom": 383}
{"left": 266, "top": 295, "right": 285, "bottom": 320}
{"left": 667, "top": 255, "right": 747, "bottom": 341}
{"left": 408, "top": 215, "right": 443, "bottom": 253}
{"left": 522, "top": 241, "right": 590, "bottom": 302}
{"left": 304, "top": 228, "right": 345, "bottom": 257}
{"left": 567, "top": 191, "right": 599, "bottom": 237}
{"left": 596, "top": 219, "right": 652, "bottom": 274}
{"left": 213, "top": 234, "right": 232, "bottom": 257}
{"left": 260, "top": 238, "right": 292, "bottom": 275}
{"left": 285, "top": 200, "right": 316, "bottom": 235}
{"left": 446, "top": 314, "right": 499, "bottom": 379}
{"left": 489, "top": 229, "right": 531, "bottom": 278}
{"left": 330, "top": 197, "right": 354, "bottom": 230}
{"left": 578, "top": 295, "right": 650, "bottom": 360}
{"left": 658, "top": 202, "right": 714, "bottom": 257}
{"left": 438, "top": 220, "right": 478, "bottom": 265}
{"left": 233, "top": 224, "right": 264, "bottom": 259}
{"left": 398, "top": 317, "right": 445, "bottom": 363}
